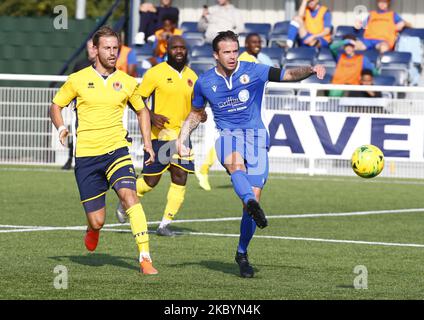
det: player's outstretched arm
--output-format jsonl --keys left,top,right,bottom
{"left": 282, "top": 65, "right": 326, "bottom": 82}
{"left": 136, "top": 107, "right": 155, "bottom": 165}
{"left": 176, "top": 107, "right": 205, "bottom": 157}
{"left": 49, "top": 103, "right": 68, "bottom": 146}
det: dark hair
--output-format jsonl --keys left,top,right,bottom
{"left": 361, "top": 69, "right": 374, "bottom": 77}
{"left": 162, "top": 14, "right": 177, "bottom": 25}
{"left": 212, "top": 30, "right": 239, "bottom": 52}
{"left": 92, "top": 26, "right": 120, "bottom": 47}
{"left": 245, "top": 32, "right": 261, "bottom": 43}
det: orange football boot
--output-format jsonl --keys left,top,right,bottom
{"left": 140, "top": 257, "right": 158, "bottom": 275}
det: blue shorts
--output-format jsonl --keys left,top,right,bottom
{"left": 142, "top": 139, "right": 195, "bottom": 176}
{"left": 215, "top": 129, "right": 269, "bottom": 189}
{"left": 359, "top": 38, "right": 384, "bottom": 50}
{"left": 301, "top": 33, "right": 330, "bottom": 48}
{"left": 74, "top": 147, "right": 137, "bottom": 213}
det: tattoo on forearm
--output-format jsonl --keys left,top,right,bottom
{"left": 285, "top": 66, "right": 314, "bottom": 82}
{"left": 179, "top": 111, "right": 202, "bottom": 143}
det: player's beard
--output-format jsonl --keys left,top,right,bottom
{"left": 167, "top": 52, "right": 187, "bottom": 72}
{"left": 98, "top": 54, "right": 116, "bottom": 71}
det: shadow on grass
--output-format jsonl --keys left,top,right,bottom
{"left": 167, "top": 260, "right": 259, "bottom": 277}
{"left": 49, "top": 253, "right": 138, "bottom": 271}
{"left": 215, "top": 184, "right": 233, "bottom": 189}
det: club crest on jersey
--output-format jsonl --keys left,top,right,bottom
{"left": 113, "top": 81, "right": 122, "bottom": 91}
{"left": 88, "top": 82, "right": 95, "bottom": 89}
{"left": 238, "top": 89, "right": 250, "bottom": 102}
{"left": 240, "top": 74, "right": 250, "bottom": 84}
{"left": 187, "top": 79, "right": 193, "bottom": 87}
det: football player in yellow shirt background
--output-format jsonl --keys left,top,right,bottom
{"left": 116, "top": 35, "right": 206, "bottom": 236}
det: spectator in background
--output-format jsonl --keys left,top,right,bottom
{"left": 348, "top": 69, "right": 383, "bottom": 98}
{"left": 198, "top": 0, "right": 244, "bottom": 44}
{"left": 144, "top": 15, "right": 183, "bottom": 67}
{"left": 116, "top": 44, "right": 138, "bottom": 77}
{"left": 329, "top": 35, "right": 377, "bottom": 97}
{"left": 355, "top": 0, "right": 410, "bottom": 54}
{"left": 238, "top": 33, "right": 274, "bottom": 66}
{"left": 73, "top": 39, "right": 97, "bottom": 72}
{"left": 138, "top": 0, "right": 179, "bottom": 43}
{"left": 286, "top": 0, "right": 332, "bottom": 49}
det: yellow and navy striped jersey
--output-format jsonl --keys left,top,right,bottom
{"left": 53, "top": 66, "right": 145, "bottom": 157}
{"left": 136, "top": 62, "right": 197, "bottom": 141}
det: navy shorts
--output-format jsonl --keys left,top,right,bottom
{"left": 215, "top": 129, "right": 269, "bottom": 189}
{"left": 74, "top": 147, "right": 137, "bottom": 213}
{"left": 142, "top": 139, "right": 195, "bottom": 176}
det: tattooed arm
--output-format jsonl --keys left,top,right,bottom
{"left": 283, "top": 65, "right": 326, "bottom": 82}
{"left": 176, "top": 107, "right": 205, "bottom": 157}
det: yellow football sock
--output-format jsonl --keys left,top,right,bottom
{"left": 126, "top": 203, "right": 149, "bottom": 254}
{"left": 163, "top": 183, "right": 186, "bottom": 221}
{"left": 136, "top": 177, "right": 153, "bottom": 197}
{"left": 200, "top": 147, "right": 217, "bottom": 175}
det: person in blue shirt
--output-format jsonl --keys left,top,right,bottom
{"left": 176, "top": 30, "right": 326, "bottom": 278}
{"left": 287, "top": 0, "right": 333, "bottom": 48}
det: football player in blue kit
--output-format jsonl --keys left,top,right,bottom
{"left": 177, "top": 30, "right": 326, "bottom": 278}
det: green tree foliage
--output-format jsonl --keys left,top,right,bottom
{"left": 0, "top": 0, "right": 125, "bottom": 19}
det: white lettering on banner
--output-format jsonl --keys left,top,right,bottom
{"left": 264, "top": 111, "right": 424, "bottom": 161}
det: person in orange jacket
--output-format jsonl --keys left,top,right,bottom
{"left": 147, "top": 15, "right": 183, "bottom": 67}
{"left": 286, "top": 0, "right": 332, "bottom": 48}
{"left": 332, "top": 36, "right": 376, "bottom": 86}
{"left": 116, "top": 44, "right": 138, "bottom": 77}
{"left": 355, "top": 0, "right": 409, "bottom": 54}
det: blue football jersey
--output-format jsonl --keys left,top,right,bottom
{"left": 193, "top": 61, "right": 276, "bottom": 130}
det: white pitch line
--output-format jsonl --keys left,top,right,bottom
{"left": 99, "top": 228, "right": 424, "bottom": 249}
{"left": 2, "top": 207, "right": 424, "bottom": 232}
{"left": 0, "top": 224, "right": 43, "bottom": 229}
{"left": 0, "top": 226, "right": 86, "bottom": 233}
{"left": 102, "top": 207, "right": 424, "bottom": 227}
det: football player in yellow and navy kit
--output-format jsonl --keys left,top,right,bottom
{"left": 116, "top": 35, "right": 204, "bottom": 236}
{"left": 49, "top": 26, "right": 158, "bottom": 275}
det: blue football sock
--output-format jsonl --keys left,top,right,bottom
{"left": 230, "top": 170, "right": 256, "bottom": 205}
{"left": 287, "top": 21, "right": 300, "bottom": 43}
{"left": 237, "top": 209, "right": 257, "bottom": 254}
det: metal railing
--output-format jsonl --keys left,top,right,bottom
{"left": 1, "top": 73, "right": 424, "bottom": 178}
